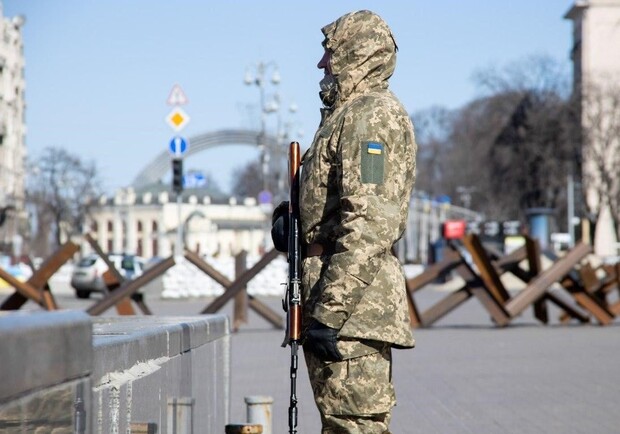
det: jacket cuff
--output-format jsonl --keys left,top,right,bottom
{"left": 312, "top": 303, "right": 348, "bottom": 329}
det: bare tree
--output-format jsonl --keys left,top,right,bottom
{"left": 489, "top": 91, "right": 578, "bottom": 220}
{"left": 410, "top": 106, "right": 454, "bottom": 196}
{"left": 462, "top": 55, "right": 577, "bottom": 224}
{"left": 408, "top": 55, "right": 578, "bottom": 227}
{"left": 443, "top": 93, "right": 525, "bottom": 218}
{"left": 27, "top": 147, "right": 102, "bottom": 255}
{"left": 472, "top": 54, "right": 570, "bottom": 99}
{"left": 231, "top": 159, "right": 287, "bottom": 202}
{"left": 411, "top": 91, "right": 529, "bottom": 217}
{"left": 231, "top": 160, "right": 263, "bottom": 198}
{"left": 580, "top": 78, "right": 620, "bottom": 239}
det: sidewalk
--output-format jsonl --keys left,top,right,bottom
{"left": 14, "top": 280, "right": 620, "bottom": 433}
{"left": 228, "top": 289, "right": 620, "bottom": 434}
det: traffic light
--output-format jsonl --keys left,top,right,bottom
{"left": 172, "top": 158, "right": 183, "bottom": 193}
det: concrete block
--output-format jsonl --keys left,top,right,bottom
{"left": 0, "top": 311, "right": 92, "bottom": 433}
{"left": 0, "top": 378, "right": 91, "bottom": 433}
{"left": 92, "top": 314, "right": 230, "bottom": 434}
{"left": 0, "top": 310, "right": 92, "bottom": 402}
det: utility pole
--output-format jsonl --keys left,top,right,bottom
{"left": 567, "top": 173, "right": 575, "bottom": 248}
{"left": 244, "top": 61, "right": 281, "bottom": 251}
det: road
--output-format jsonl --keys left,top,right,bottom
{"left": 6, "top": 281, "right": 620, "bottom": 434}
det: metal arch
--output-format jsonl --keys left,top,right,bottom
{"left": 131, "top": 129, "right": 282, "bottom": 188}
{"left": 183, "top": 210, "right": 207, "bottom": 246}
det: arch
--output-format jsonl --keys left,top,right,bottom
{"left": 131, "top": 129, "right": 284, "bottom": 189}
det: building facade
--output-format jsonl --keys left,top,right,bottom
{"left": 0, "top": 5, "right": 26, "bottom": 256}
{"left": 565, "top": 0, "right": 620, "bottom": 256}
{"left": 85, "top": 187, "right": 270, "bottom": 259}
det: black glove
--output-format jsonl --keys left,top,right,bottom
{"left": 304, "top": 321, "right": 342, "bottom": 362}
{"left": 271, "top": 201, "right": 289, "bottom": 253}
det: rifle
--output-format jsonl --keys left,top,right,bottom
{"left": 285, "top": 141, "right": 302, "bottom": 434}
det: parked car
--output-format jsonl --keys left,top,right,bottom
{"left": 70, "top": 253, "right": 145, "bottom": 299}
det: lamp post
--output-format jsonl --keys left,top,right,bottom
{"left": 456, "top": 186, "right": 477, "bottom": 210}
{"left": 275, "top": 104, "right": 304, "bottom": 204}
{"left": 244, "top": 61, "right": 281, "bottom": 197}
{"left": 244, "top": 62, "right": 283, "bottom": 253}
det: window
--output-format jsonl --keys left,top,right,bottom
{"left": 78, "top": 257, "right": 97, "bottom": 267}
{"left": 121, "top": 257, "right": 134, "bottom": 271}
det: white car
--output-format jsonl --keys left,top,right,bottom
{"left": 70, "top": 253, "right": 145, "bottom": 299}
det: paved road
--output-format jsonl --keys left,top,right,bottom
{"left": 11, "top": 283, "right": 620, "bottom": 434}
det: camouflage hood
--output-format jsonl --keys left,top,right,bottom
{"left": 321, "top": 10, "right": 397, "bottom": 105}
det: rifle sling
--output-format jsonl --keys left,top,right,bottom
{"left": 304, "top": 243, "right": 334, "bottom": 257}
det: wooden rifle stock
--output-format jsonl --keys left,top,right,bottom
{"left": 287, "top": 141, "right": 302, "bottom": 433}
{"left": 288, "top": 141, "right": 302, "bottom": 341}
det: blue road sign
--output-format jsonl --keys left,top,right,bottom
{"left": 258, "top": 190, "right": 273, "bottom": 205}
{"left": 169, "top": 136, "right": 188, "bottom": 156}
{"left": 184, "top": 172, "right": 207, "bottom": 188}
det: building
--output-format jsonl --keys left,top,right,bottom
{"left": 565, "top": 0, "right": 620, "bottom": 91}
{"left": 85, "top": 185, "right": 270, "bottom": 259}
{"left": 0, "top": 4, "right": 27, "bottom": 257}
{"left": 565, "top": 0, "right": 620, "bottom": 256}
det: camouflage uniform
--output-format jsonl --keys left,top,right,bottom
{"left": 299, "top": 10, "right": 417, "bottom": 433}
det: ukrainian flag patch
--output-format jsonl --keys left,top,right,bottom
{"left": 361, "top": 141, "right": 385, "bottom": 184}
{"left": 367, "top": 142, "right": 383, "bottom": 155}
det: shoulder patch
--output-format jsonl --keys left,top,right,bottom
{"left": 361, "top": 141, "right": 385, "bottom": 184}
{"left": 367, "top": 142, "right": 383, "bottom": 155}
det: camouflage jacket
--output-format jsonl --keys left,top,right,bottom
{"left": 299, "top": 10, "right": 416, "bottom": 348}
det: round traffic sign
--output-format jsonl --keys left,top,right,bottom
{"left": 169, "top": 136, "right": 188, "bottom": 156}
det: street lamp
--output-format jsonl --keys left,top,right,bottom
{"left": 456, "top": 186, "right": 477, "bottom": 210}
{"left": 244, "top": 61, "right": 283, "bottom": 252}
{"left": 277, "top": 102, "right": 304, "bottom": 142}
{"left": 244, "top": 61, "right": 282, "bottom": 198}
{"left": 275, "top": 104, "right": 304, "bottom": 204}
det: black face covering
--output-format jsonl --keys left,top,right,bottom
{"left": 319, "top": 74, "right": 338, "bottom": 108}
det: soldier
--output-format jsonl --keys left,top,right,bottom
{"left": 299, "top": 9, "right": 417, "bottom": 434}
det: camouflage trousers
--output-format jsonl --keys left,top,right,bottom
{"left": 303, "top": 341, "right": 394, "bottom": 434}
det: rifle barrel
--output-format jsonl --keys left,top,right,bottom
{"left": 288, "top": 341, "right": 299, "bottom": 433}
